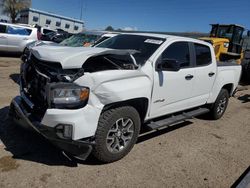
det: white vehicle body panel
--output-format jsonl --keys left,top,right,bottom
{"left": 7, "top": 34, "right": 35, "bottom": 52}
{"left": 25, "top": 33, "right": 241, "bottom": 140}
{"left": 41, "top": 103, "right": 102, "bottom": 140}
{"left": 0, "top": 23, "right": 38, "bottom": 52}
{"left": 207, "top": 65, "right": 241, "bottom": 103}
{"left": 0, "top": 35, "right": 7, "bottom": 51}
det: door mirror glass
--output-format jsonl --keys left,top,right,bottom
{"left": 156, "top": 58, "right": 180, "bottom": 72}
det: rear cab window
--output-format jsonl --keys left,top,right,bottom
{"left": 194, "top": 43, "right": 212, "bottom": 66}
{"left": 7, "top": 26, "right": 32, "bottom": 36}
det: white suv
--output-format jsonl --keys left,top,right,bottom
{"left": 0, "top": 23, "right": 39, "bottom": 53}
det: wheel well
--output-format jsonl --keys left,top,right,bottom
{"left": 103, "top": 98, "right": 149, "bottom": 123}
{"left": 222, "top": 83, "right": 233, "bottom": 96}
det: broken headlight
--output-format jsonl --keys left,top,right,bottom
{"left": 49, "top": 83, "right": 89, "bottom": 109}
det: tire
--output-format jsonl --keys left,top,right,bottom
{"left": 210, "top": 89, "right": 229, "bottom": 120}
{"left": 93, "top": 106, "right": 141, "bottom": 163}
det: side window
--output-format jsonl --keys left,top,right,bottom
{"left": 33, "top": 16, "right": 39, "bottom": 22}
{"left": 74, "top": 25, "right": 79, "bottom": 31}
{"left": 162, "top": 42, "right": 190, "bottom": 68}
{"left": 194, "top": 43, "right": 212, "bottom": 66}
{"left": 43, "top": 29, "right": 53, "bottom": 35}
{"left": 0, "top": 24, "right": 7, "bottom": 33}
{"left": 7, "top": 26, "right": 32, "bottom": 36}
{"left": 56, "top": 21, "right": 61, "bottom": 27}
{"left": 65, "top": 24, "right": 70, "bottom": 29}
{"left": 46, "top": 19, "right": 51, "bottom": 25}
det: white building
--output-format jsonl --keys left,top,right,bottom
{"left": 19, "top": 8, "right": 84, "bottom": 33}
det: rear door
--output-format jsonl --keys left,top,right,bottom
{"left": 6, "top": 25, "right": 32, "bottom": 52}
{"left": 190, "top": 43, "right": 216, "bottom": 107}
{"left": 0, "top": 24, "right": 7, "bottom": 51}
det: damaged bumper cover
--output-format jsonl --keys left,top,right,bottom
{"left": 9, "top": 96, "right": 94, "bottom": 160}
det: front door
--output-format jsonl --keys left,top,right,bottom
{"left": 150, "top": 41, "right": 195, "bottom": 118}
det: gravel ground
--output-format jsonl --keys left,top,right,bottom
{"left": 0, "top": 56, "right": 249, "bottom": 188}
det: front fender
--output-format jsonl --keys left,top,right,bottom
{"left": 94, "top": 75, "right": 152, "bottom": 105}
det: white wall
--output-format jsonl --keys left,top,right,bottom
{"left": 26, "top": 11, "right": 83, "bottom": 33}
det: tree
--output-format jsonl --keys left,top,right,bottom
{"left": 1, "top": 0, "right": 31, "bottom": 23}
{"left": 105, "top": 26, "right": 114, "bottom": 31}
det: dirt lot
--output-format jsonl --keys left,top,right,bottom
{"left": 0, "top": 56, "right": 249, "bottom": 188}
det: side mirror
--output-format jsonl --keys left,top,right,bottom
{"left": 156, "top": 58, "right": 180, "bottom": 72}
{"left": 247, "top": 31, "right": 250, "bottom": 37}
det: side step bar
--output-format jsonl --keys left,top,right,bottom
{"left": 146, "top": 108, "right": 210, "bottom": 130}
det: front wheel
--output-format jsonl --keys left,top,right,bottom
{"left": 210, "top": 89, "right": 229, "bottom": 120}
{"left": 93, "top": 106, "right": 140, "bottom": 163}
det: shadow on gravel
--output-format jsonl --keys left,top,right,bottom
{"left": 238, "top": 94, "right": 250, "bottom": 103}
{"left": 0, "top": 106, "right": 78, "bottom": 167}
{"left": 9, "top": 74, "right": 20, "bottom": 85}
{"left": 0, "top": 106, "right": 195, "bottom": 166}
{"left": 0, "top": 52, "right": 21, "bottom": 57}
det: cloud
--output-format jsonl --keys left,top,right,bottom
{"left": 123, "top": 26, "right": 138, "bottom": 31}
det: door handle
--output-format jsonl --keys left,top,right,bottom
{"left": 23, "top": 38, "right": 29, "bottom": 40}
{"left": 208, "top": 72, "right": 215, "bottom": 77}
{"left": 185, "top": 74, "right": 194, "bottom": 80}
{"left": 0, "top": 36, "right": 7, "bottom": 39}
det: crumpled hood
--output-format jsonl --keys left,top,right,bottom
{"left": 31, "top": 46, "right": 137, "bottom": 69}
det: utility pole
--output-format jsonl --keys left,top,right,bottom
{"left": 80, "top": 0, "right": 83, "bottom": 20}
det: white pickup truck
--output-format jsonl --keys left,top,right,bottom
{"left": 10, "top": 33, "right": 241, "bottom": 163}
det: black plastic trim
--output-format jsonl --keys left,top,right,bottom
{"left": 10, "top": 96, "right": 93, "bottom": 160}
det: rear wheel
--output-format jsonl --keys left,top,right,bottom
{"left": 210, "top": 89, "right": 229, "bottom": 120}
{"left": 93, "top": 106, "right": 140, "bottom": 163}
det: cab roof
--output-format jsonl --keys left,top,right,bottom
{"left": 210, "top": 24, "right": 245, "bottom": 29}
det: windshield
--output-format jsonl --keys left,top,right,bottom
{"left": 60, "top": 33, "right": 101, "bottom": 47}
{"left": 210, "top": 25, "right": 233, "bottom": 39}
{"left": 96, "top": 34, "right": 166, "bottom": 64}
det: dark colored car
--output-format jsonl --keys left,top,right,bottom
{"left": 41, "top": 30, "right": 72, "bottom": 43}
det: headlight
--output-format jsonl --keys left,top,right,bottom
{"left": 49, "top": 83, "right": 89, "bottom": 109}
{"left": 224, "top": 42, "right": 229, "bottom": 48}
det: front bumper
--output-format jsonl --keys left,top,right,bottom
{"left": 10, "top": 96, "right": 94, "bottom": 160}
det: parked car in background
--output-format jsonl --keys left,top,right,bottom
{"left": 41, "top": 29, "right": 72, "bottom": 43}
{"left": 0, "top": 23, "right": 40, "bottom": 53}
{"left": 40, "top": 27, "right": 55, "bottom": 35}
{"left": 22, "top": 31, "right": 117, "bottom": 62}
{"left": 60, "top": 31, "right": 109, "bottom": 47}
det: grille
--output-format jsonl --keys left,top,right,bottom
{"left": 21, "top": 55, "right": 62, "bottom": 111}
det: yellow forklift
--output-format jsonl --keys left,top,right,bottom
{"left": 200, "top": 24, "right": 250, "bottom": 64}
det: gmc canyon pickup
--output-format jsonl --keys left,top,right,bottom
{"left": 10, "top": 33, "right": 242, "bottom": 163}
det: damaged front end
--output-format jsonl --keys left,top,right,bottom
{"left": 10, "top": 47, "right": 140, "bottom": 160}
{"left": 10, "top": 54, "right": 94, "bottom": 159}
